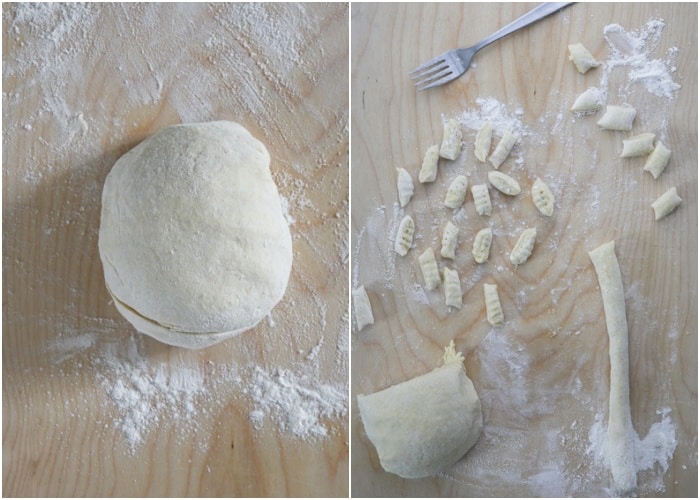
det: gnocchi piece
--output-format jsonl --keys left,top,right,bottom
{"left": 488, "top": 171, "right": 521, "bottom": 196}
{"left": 352, "top": 286, "right": 374, "bottom": 331}
{"left": 568, "top": 42, "right": 600, "bottom": 74}
{"left": 419, "top": 144, "right": 440, "bottom": 183}
{"left": 531, "top": 177, "right": 555, "bottom": 216}
{"left": 620, "top": 133, "right": 655, "bottom": 158}
{"left": 471, "top": 184, "right": 492, "bottom": 216}
{"left": 597, "top": 105, "right": 636, "bottom": 131}
{"left": 444, "top": 175, "right": 469, "bottom": 209}
{"left": 474, "top": 122, "right": 492, "bottom": 162}
{"left": 440, "top": 221, "right": 459, "bottom": 260}
{"left": 488, "top": 130, "right": 517, "bottom": 169}
{"left": 442, "top": 267, "right": 462, "bottom": 309}
{"left": 643, "top": 142, "right": 671, "bottom": 179}
{"left": 510, "top": 227, "right": 537, "bottom": 266}
{"left": 570, "top": 87, "right": 603, "bottom": 113}
{"left": 472, "top": 227, "right": 493, "bottom": 264}
{"left": 396, "top": 168, "right": 414, "bottom": 207}
{"left": 651, "top": 187, "right": 682, "bottom": 221}
{"left": 394, "top": 215, "right": 415, "bottom": 256}
{"left": 418, "top": 248, "right": 441, "bottom": 290}
{"left": 483, "top": 283, "right": 504, "bottom": 326}
{"left": 440, "top": 118, "right": 462, "bottom": 160}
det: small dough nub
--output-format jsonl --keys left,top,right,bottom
{"left": 396, "top": 168, "right": 414, "bottom": 207}
{"left": 471, "top": 184, "right": 492, "bottom": 216}
{"left": 488, "top": 171, "right": 521, "bottom": 196}
{"left": 568, "top": 42, "right": 600, "bottom": 74}
{"left": 440, "top": 221, "right": 459, "bottom": 260}
{"left": 571, "top": 87, "right": 604, "bottom": 113}
{"left": 394, "top": 215, "right": 415, "bottom": 256}
{"left": 444, "top": 175, "right": 469, "bottom": 209}
{"left": 597, "top": 106, "right": 636, "bottom": 131}
{"left": 442, "top": 267, "right": 462, "bottom": 309}
{"left": 651, "top": 187, "right": 682, "bottom": 221}
{"left": 620, "top": 133, "right": 655, "bottom": 158}
{"left": 440, "top": 119, "right": 462, "bottom": 160}
{"left": 472, "top": 227, "right": 493, "bottom": 264}
{"left": 474, "top": 122, "right": 492, "bottom": 162}
{"left": 483, "top": 283, "right": 504, "bottom": 326}
{"left": 643, "top": 142, "right": 671, "bottom": 179}
{"left": 418, "top": 248, "right": 441, "bottom": 290}
{"left": 531, "top": 178, "right": 555, "bottom": 216}
{"left": 352, "top": 286, "right": 374, "bottom": 331}
{"left": 510, "top": 227, "right": 537, "bottom": 266}
{"left": 488, "top": 130, "right": 517, "bottom": 169}
{"left": 419, "top": 144, "right": 440, "bottom": 183}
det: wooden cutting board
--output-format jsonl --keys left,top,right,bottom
{"left": 3, "top": 3, "right": 348, "bottom": 497}
{"left": 351, "top": 2, "right": 696, "bottom": 497}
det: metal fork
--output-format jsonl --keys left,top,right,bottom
{"left": 410, "top": 2, "right": 574, "bottom": 90}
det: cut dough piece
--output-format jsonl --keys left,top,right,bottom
{"left": 472, "top": 227, "right": 493, "bottom": 264}
{"left": 510, "top": 227, "right": 537, "bottom": 266}
{"left": 643, "top": 142, "right": 671, "bottom": 179}
{"left": 474, "top": 122, "right": 492, "bottom": 162}
{"left": 440, "top": 118, "right": 462, "bottom": 160}
{"left": 394, "top": 215, "right": 415, "bottom": 255}
{"left": 419, "top": 144, "right": 440, "bottom": 183}
{"left": 483, "top": 283, "right": 504, "bottom": 326}
{"left": 588, "top": 241, "right": 637, "bottom": 495}
{"left": 444, "top": 175, "right": 469, "bottom": 209}
{"left": 531, "top": 178, "right": 555, "bottom": 216}
{"left": 98, "top": 121, "right": 292, "bottom": 349}
{"left": 396, "top": 168, "right": 414, "bottom": 207}
{"left": 418, "top": 248, "right": 441, "bottom": 290}
{"left": 440, "top": 221, "right": 459, "bottom": 260}
{"left": 568, "top": 42, "right": 600, "bottom": 73}
{"left": 571, "top": 87, "right": 603, "bottom": 113}
{"left": 488, "top": 130, "right": 517, "bottom": 169}
{"left": 352, "top": 286, "right": 374, "bottom": 331}
{"left": 471, "top": 184, "right": 492, "bottom": 216}
{"left": 651, "top": 187, "right": 682, "bottom": 221}
{"left": 488, "top": 171, "right": 521, "bottom": 196}
{"left": 442, "top": 267, "right": 462, "bottom": 309}
{"left": 597, "top": 106, "right": 636, "bottom": 131}
{"left": 620, "top": 133, "right": 655, "bottom": 158}
{"left": 357, "top": 341, "right": 482, "bottom": 479}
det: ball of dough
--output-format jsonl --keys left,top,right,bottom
{"left": 98, "top": 121, "right": 292, "bottom": 349}
{"left": 357, "top": 342, "right": 482, "bottom": 478}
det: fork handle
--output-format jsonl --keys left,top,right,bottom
{"left": 473, "top": 2, "right": 575, "bottom": 52}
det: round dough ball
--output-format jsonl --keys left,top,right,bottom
{"left": 98, "top": 121, "right": 292, "bottom": 349}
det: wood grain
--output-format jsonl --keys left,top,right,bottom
{"left": 351, "top": 2, "right": 696, "bottom": 497}
{"left": 3, "top": 3, "right": 348, "bottom": 497}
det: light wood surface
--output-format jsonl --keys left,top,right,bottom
{"left": 3, "top": 3, "right": 348, "bottom": 497}
{"left": 351, "top": 2, "right": 696, "bottom": 497}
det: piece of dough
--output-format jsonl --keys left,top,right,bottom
{"left": 418, "top": 248, "right": 441, "bottom": 290}
{"left": 597, "top": 105, "right": 636, "bottom": 131}
{"left": 588, "top": 241, "right": 637, "bottom": 496}
{"left": 444, "top": 175, "right": 469, "bottom": 209}
{"left": 643, "top": 142, "right": 671, "bottom": 179}
{"left": 488, "top": 130, "right": 517, "bottom": 169}
{"left": 483, "top": 283, "right": 504, "bottom": 326}
{"left": 571, "top": 87, "right": 603, "bottom": 113}
{"left": 510, "top": 227, "right": 537, "bottom": 266}
{"left": 357, "top": 341, "right": 482, "bottom": 479}
{"left": 442, "top": 267, "right": 462, "bottom": 309}
{"left": 568, "top": 42, "right": 600, "bottom": 74}
{"left": 394, "top": 215, "right": 415, "bottom": 256}
{"left": 440, "top": 118, "right": 462, "bottom": 160}
{"left": 488, "top": 170, "right": 521, "bottom": 196}
{"left": 531, "top": 177, "right": 555, "bottom": 216}
{"left": 472, "top": 227, "right": 493, "bottom": 264}
{"left": 471, "top": 184, "right": 492, "bottom": 216}
{"left": 99, "top": 121, "right": 292, "bottom": 349}
{"left": 396, "top": 168, "right": 414, "bottom": 207}
{"left": 620, "top": 133, "right": 655, "bottom": 158}
{"left": 419, "top": 144, "right": 440, "bottom": 183}
{"left": 474, "top": 122, "right": 492, "bottom": 162}
{"left": 651, "top": 187, "right": 682, "bottom": 221}
{"left": 440, "top": 221, "right": 459, "bottom": 259}
{"left": 353, "top": 286, "right": 374, "bottom": 331}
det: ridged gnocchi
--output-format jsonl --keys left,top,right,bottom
{"left": 597, "top": 105, "right": 636, "bottom": 131}
{"left": 510, "top": 227, "right": 537, "bottom": 266}
{"left": 419, "top": 144, "right": 439, "bottom": 183}
{"left": 442, "top": 267, "right": 462, "bottom": 309}
{"left": 488, "top": 171, "right": 521, "bottom": 196}
{"left": 440, "top": 118, "right": 462, "bottom": 160}
{"left": 531, "top": 178, "right": 555, "bottom": 216}
{"left": 352, "top": 285, "right": 374, "bottom": 331}
{"left": 396, "top": 168, "right": 414, "bottom": 207}
{"left": 471, "top": 184, "right": 492, "bottom": 216}
{"left": 418, "top": 248, "right": 441, "bottom": 290}
{"left": 394, "top": 215, "right": 415, "bottom": 256}
{"left": 440, "top": 221, "right": 459, "bottom": 260}
{"left": 472, "top": 227, "right": 493, "bottom": 264}
{"left": 444, "top": 175, "right": 469, "bottom": 209}
{"left": 488, "top": 130, "right": 517, "bottom": 169}
{"left": 483, "top": 283, "right": 504, "bottom": 326}
{"left": 474, "top": 122, "right": 492, "bottom": 162}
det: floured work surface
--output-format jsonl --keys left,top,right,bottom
{"left": 351, "top": 3, "right": 696, "bottom": 497}
{"left": 2, "top": 3, "right": 348, "bottom": 497}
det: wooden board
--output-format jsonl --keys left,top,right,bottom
{"left": 351, "top": 2, "right": 696, "bottom": 497}
{"left": 3, "top": 3, "right": 348, "bottom": 497}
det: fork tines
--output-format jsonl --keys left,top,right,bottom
{"left": 409, "top": 51, "right": 459, "bottom": 91}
